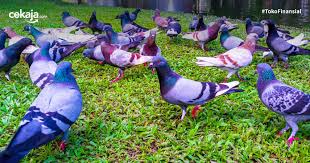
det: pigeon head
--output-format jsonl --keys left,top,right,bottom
{"left": 146, "top": 30, "right": 157, "bottom": 45}
{"left": 23, "top": 25, "right": 32, "bottom": 33}
{"left": 256, "top": 63, "right": 276, "bottom": 81}
{"left": 62, "top": 11, "right": 70, "bottom": 18}
{"left": 83, "top": 48, "right": 94, "bottom": 58}
{"left": 3, "top": 27, "right": 17, "bottom": 38}
{"left": 246, "top": 33, "right": 259, "bottom": 42}
{"left": 0, "top": 30, "right": 8, "bottom": 50}
{"left": 150, "top": 55, "right": 167, "bottom": 68}
{"left": 245, "top": 18, "right": 252, "bottom": 25}
{"left": 261, "top": 19, "right": 276, "bottom": 34}
{"left": 54, "top": 61, "right": 76, "bottom": 83}
{"left": 152, "top": 9, "right": 160, "bottom": 20}
{"left": 219, "top": 24, "right": 229, "bottom": 33}
{"left": 133, "top": 8, "right": 141, "bottom": 14}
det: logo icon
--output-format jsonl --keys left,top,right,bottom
{"left": 9, "top": 9, "right": 47, "bottom": 23}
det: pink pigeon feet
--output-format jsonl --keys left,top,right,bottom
{"left": 191, "top": 105, "right": 201, "bottom": 118}
{"left": 59, "top": 141, "right": 67, "bottom": 151}
{"left": 287, "top": 136, "right": 299, "bottom": 147}
{"left": 276, "top": 131, "right": 283, "bottom": 137}
{"left": 98, "top": 61, "right": 104, "bottom": 65}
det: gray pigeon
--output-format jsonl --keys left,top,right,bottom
{"left": 150, "top": 56, "right": 243, "bottom": 120}
{"left": 0, "top": 38, "right": 32, "bottom": 80}
{"left": 28, "top": 42, "right": 57, "bottom": 89}
{"left": 62, "top": 11, "right": 88, "bottom": 28}
{"left": 0, "top": 62, "right": 83, "bottom": 162}
{"left": 261, "top": 19, "right": 310, "bottom": 68}
{"left": 256, "top": 63, "right": 310, "bottom": 147}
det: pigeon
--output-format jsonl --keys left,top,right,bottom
{"left": 256, "top": 63, "right": 310, "bottom": 147}
{"left": 103, "top": 26, "right": 145, "bottom": 49}
{"left": 196, "top": 33, "right": 259, "bottom": 82}
{"left": 128, "top": 8, "right": 141, "bottom": 22}
{"left": 24, "top": 25, "right": 69, "bottom": 47}
{"left": 166, "top": 16, "right": 182, "bottom": 39}
{"left": 245, "top": 18, "right": 265, "bottom": 38}
{"left": 219, "top": 24, "right": 269, "bottom": 51}
{"left": 261, "top": 19, "right": 310, "bottom": 68}
{"left": 152, "top": 9, "right": 168, "bottom": 29}
{"left": 62, "top": 11, "right": 87, "bottom": 28}
{"left": 0, "top": 62, "right": 83, "bottom": 162}
{"left": 116, "top": 11, "right": 149, "bottom": 36}
{"left": 28, "top": 42, "right": 57, "bottom": 89}
{"left": 83, "top": 42, "right": 154, "bottom": 83}
{"left": 149, "top": 55, "right": 243, "bottom": 120}
{"left": 182, "top": 18, "right": 227, "bottom": 51}
{"left": 189, "top": 16, "right": 199, "bottom": 31}
{"left": 263, "top": 33, "right": 310, "bottom": 58}
{"left": 3, "top": 27, "right": 39, "bottom": 54}
{"left": 0, "top": 38, "right": 32, "bottom": 80}
{"left": 88, "top": 11, "right": 112, "bottom": 34}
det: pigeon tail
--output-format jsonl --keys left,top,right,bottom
{"left": 130, "top": 54, "right": 153, "bottom": 65}
{"left": 216, "top": 81, "right": 241, "bottom": 97}
{"left": 296, "top": 47, "right": 310, "bottom": 55}
{"left": 196, "top": 57, "right": 223, "bottom": 67}
{"left": 182, "top": 33, "right": 194, "bottom": 40}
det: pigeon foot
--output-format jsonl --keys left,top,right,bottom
{"left": 287, "top": 136, "right": 299, "bottom": 147}
{"left": 191, "top": 105, "right": 201, "bottom": 118}
{"left": 59, "top": 141, "right": 67, "bottom": 151}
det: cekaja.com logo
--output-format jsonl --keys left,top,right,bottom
{"left": 8, "top": 9, "right": 47, "bottom": 23}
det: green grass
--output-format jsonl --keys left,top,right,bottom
{"left": 0, "top": 0, "right": 310, "bottom": 162}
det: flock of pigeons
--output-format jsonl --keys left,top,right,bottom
{"left": 0, "top": 8, "right": 309, "bottom": 162}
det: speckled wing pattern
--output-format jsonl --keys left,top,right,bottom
{"left": 262, "top": 84, "right": 310, "bottom": 115}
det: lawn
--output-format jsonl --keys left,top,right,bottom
{"left": 0, "top": 0, "right": 310, "bottom": 162}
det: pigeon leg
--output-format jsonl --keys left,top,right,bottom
{"left": 5, "top": 69, "right": 11, "bottom": 81}
{"left": 271, "top": 55, "right": 279, "bottom": 68}
{"left": 180, "top": 106, "right": 187, "bottom": 121}
{"left": 223, "top": 70, "right": 237, "bottom": 83}
{"left": 111, "top": 69, "right": 125, "bottom": 83}
{"left": 279, "top": 54, "right": 289, "bottom": 69}
{"left": 199, "top": 42, "right": 206, "bottom": 51}
{"left": 236, "top": 71, "right": 245, "bottom": 81}
{"left": 277, "top": 123, "right": 290, "bottom": 136}
{"left": 286, "top": 118, "right": 299, "bottom": 147}
{"left": 191, "top": 105, "right": 201, "bottom": 118}
{"left": 59, "top": 129, "right": 70, "bottom": 151}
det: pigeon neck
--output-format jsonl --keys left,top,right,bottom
{"left": 30, "top": 27, "right": 43, "bottom": 39}
{"left": 120, "top": 18, "right": 130, "bottom": 27}
{"left": 155, "top": 63, "right": 180, "bottom": 94}
{"left": 54, "top": 69, "right": 77, "bottom": 85}
{"left": 257, "top": 70, "right": 277, "bottom": 94}
{"left": 220, "top": 31, "right": 229, "bottom": 43}
{"left": 241, "top": 39, "right": 256, "bottom": 53}
{"left": 0, "top": 33, "right": 7, "bottom": 50}
{"left": 267, "top": 24, "right": 279, "bottom": 38}
{"left": 37, "top": 47, "right": 51, "bottom": 61}
{"left": 6, "top": 41, "right": 30, "bottom": 57}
